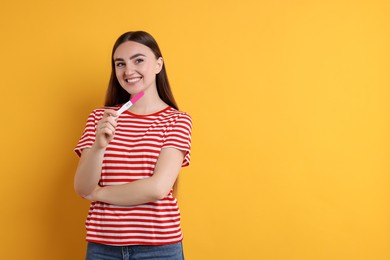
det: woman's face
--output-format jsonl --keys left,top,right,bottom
{"left": 113, "top": 41, "right": 163, "bottom": 96}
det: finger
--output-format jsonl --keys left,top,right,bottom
{"left": 98, "top": 122, "right": 116, "bottom": 133}
{"left": 98, "top": 117, "right": 117, "bottom": 129}
{"left": 99, "top": 127, "right": 115, "bottom": 139}
{"left": 106, "top": 115, "right": 118, "bottom": 127}
{"left": 103, "top": 109, "right": 118, "bottom": 118}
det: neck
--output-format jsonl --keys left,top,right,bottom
{"left": 128, "top": 87, "right": 168, "bottom": 115}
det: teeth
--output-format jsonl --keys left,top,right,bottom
{"left": 126, "top": 78, "right": 141, "bottom": 83}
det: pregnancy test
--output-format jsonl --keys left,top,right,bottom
{"left": 116, "top": 91, "right": 145, "bottom": 116}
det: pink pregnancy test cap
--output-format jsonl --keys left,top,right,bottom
{"left": 130, "top": 91, "right": 145, "bottom": 104}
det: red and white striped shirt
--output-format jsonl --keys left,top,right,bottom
{"left": 75, "top": 106, "right": 192, "bottom": 246}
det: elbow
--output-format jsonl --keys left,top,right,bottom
{"left": 152, "top": 184, "right": 171, "bottom": 201}
{"left": 74, "top": 182, "right": 90, "bottom": 198}
{"left": 74, "top": 186, "right": 87, "bottom": 198}
{"left": 149, "top": 174, "right": 176, "bottom": 201}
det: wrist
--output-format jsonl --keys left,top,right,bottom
{"left": 91, "top": 142, "right": 107, "bottom": 152}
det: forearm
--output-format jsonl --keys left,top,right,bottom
{"left": 74, "top": 145, "right": 105, "bottom": 197}
{"left": 94, "top": 177, "right": 165, "bottom": 206}
{"left": 88, "top": 147, "right": 184, "bottom": 206}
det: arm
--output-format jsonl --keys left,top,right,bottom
{"left": 74, "top": 109, "right": 118, "bottom": 197}
{"left": 85, "top": 147, "right": 185, "bottom": 206}
{"left": 73, "top": 145, "right": 105, "bottom": 197}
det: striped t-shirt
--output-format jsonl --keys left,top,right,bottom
{"left": 74, "top": 106, "right": 192, "bottom": 246}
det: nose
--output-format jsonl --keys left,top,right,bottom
{"left": 124, "top": 64, "right": 135, "bottom": 75}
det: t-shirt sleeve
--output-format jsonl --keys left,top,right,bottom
{"left": 162, "top": 112, "right": 193, "bottom": 167}
{"left": 74, "top": 109, "right": 100, "bottom": 157}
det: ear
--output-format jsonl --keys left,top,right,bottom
{"left": 155, "top": 57, "right": 163, "bottom": 74}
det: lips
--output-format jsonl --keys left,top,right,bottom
{"left": 125, "top": 77, "right": 142, "bottom": 83}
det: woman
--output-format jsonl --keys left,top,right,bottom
{"left": 74, "top": 31, "right": 192, "bottom": 259}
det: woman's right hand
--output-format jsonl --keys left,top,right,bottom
{"left": 93, "top": 109, "right": 118, "bottom": 149}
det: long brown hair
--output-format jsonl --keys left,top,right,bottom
{"left": 105, "top": 31, "right": 178, "bottom": 110}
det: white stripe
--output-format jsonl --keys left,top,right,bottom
{"left": 164, "top": 140, "right": 189, "bottom": 148}
{"left": 100, "top": 176, "right": 150, "bottom": 180}
{"left": 103, "top": 163, "right": 154, "bottom": 167}
{"left": 101, "top": 181, "right": 139, "bottom": 185}
{"left": 93, "top": 203, "right": 179, "bottom": 210}
{"left": 167, "top": 131, "right": 190, "bottom": 139}
{"left": 104, "top": 151, "right": 158, "bottom": 157}
{"left": 111, "top": 139, "right": 164, "bottom": 147}
{"left": 107, "top": 144, "right": 161, "bottom": 151}
{"left": 91, "top": 209, "right": 179, "bottom": 216}
{"left": 104, "top": 159, "right": 157, "bottom": 163}
{"left": 87, "top": 220, "right": 181, "bottom": 226}
{"left": 88, "top": 226, "right": 180, "bottom": 232}
{"left": 101, "top": 169, "right": 151, "bottom": 174}
{"left": 89, "top": 215, "right": 181, "bottom": 222}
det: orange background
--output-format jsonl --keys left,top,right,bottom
{"left": 1, "top": 0, "right": 389, "bottom": 259}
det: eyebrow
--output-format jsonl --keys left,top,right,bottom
{"left": 114, "top": 53, "right": 146, "bottom": 62}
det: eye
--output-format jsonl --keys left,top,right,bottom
{"left": 115, "top": 62, "right": 125, "bottom": 68}
{"left": 135, "top": 58, "right": 144, "bottom": 64}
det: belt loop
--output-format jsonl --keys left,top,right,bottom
{"left": 122, "top": 246, "right": 130, "bottom": 260}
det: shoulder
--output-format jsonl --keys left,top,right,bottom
{"left": 164, "top": 107, "right": 192, "bottom": 125}
{"left": 164, "top": 107, "right": 192, "bottom": 119}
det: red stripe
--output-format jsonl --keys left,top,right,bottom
{"left": 101, "top": 179, "right": 147, "bottom": 183}
{"left": 105, "top": 147, "right": 161, "bottom": 153}
{"left": 103, "top": 160, "right": 157, "bottom": 164}
{"left": 87, "top": 233, "right": 182, "bottom": 240}
{"left": 87, "top": 217, "right": 180, "bottom": 224}
{"left": 100, "top": 172, "right": 152, "bottom": 176}
{"left": 90, "top": 200, "right": 177, "bottom": 207}
{"left": 86, "top": 223, "right": 180, "bottom": 229}
{"left": 104, "top": 154, "right": 158, "bottom": 160}
{"left": 90, "top": 206, "right": 177, "bottom": 212}
{"left": 86, "top": 238, "right": 183, "bottom": 246}
{"left": 100, "top": 175, "right": 151, "bottom": 180}
{"left": 102, "top": 166, "right": 154, "bottom": 171}
{"left": 89, "top": 212, "right": 180, "bottom": 218}
{"left": 87, "top": 228, "right": 180, "bottom": 235}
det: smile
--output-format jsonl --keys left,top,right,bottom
{"left": 125, "top": 77, "right": 142, "bottom": 83}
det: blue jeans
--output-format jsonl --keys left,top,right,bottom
{"left": 86, "top": 241, "right": 184, "bottom": 260}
